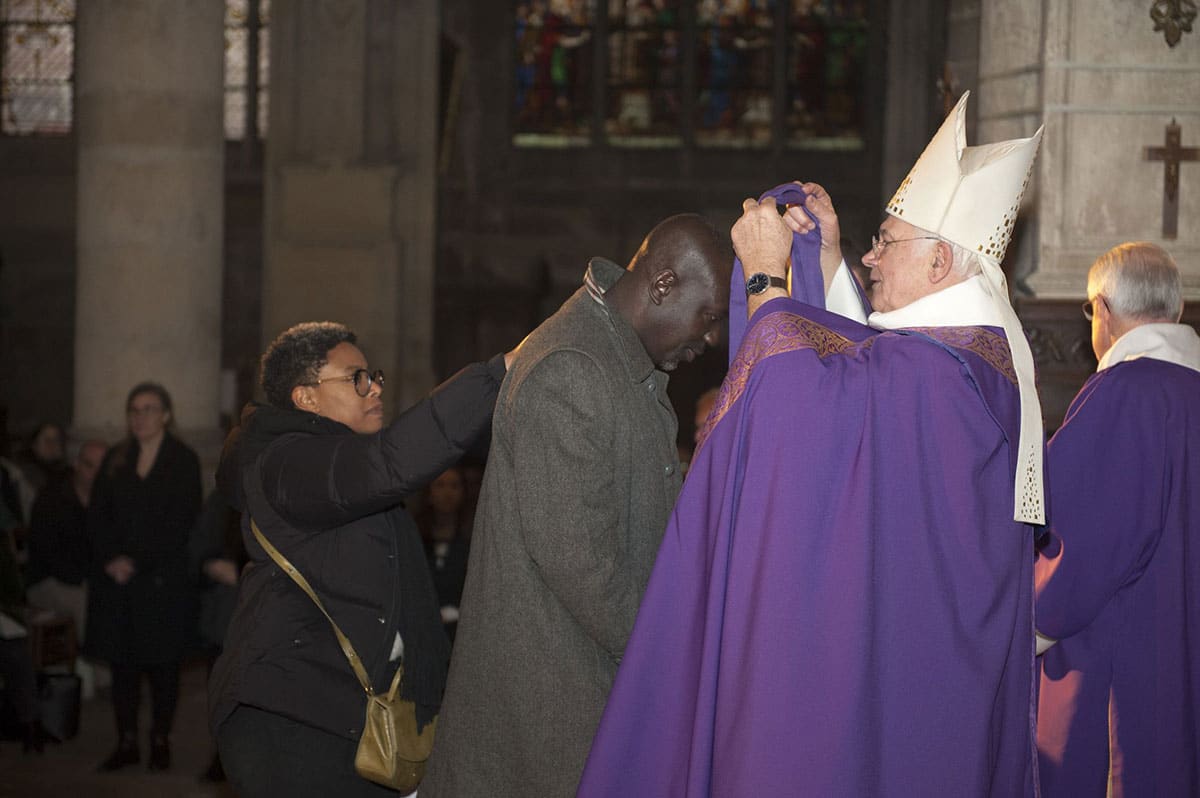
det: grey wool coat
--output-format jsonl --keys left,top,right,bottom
{"left": 423, "top": 258, "right": 684, "bottom": 798}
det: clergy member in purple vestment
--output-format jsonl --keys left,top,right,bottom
{"left": 1035, "top": 242, "right": 1200, "bottom": 797}
{"left": 577, "top": 92, "right": 1047, "bottom": 797}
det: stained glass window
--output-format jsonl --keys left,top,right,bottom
{"left": 514, "top": 0, "right": 596, "bottom": 147}
{"left": 0, "top": 0, "right": 74, "bottom": 136}
{"left": 787, "top": 0, "right": 866, "bottom": 150}
{"left": 513, "top": 0, "right": 868, "bottom": 150}
{"left": 606, "top": 0, "right": 682, "bottom": 147}
{"left": 695, "top": 0, "right": 774, "bottom": 148}
{"left": 225, "top": 0, "right": 270, "bottom": 141}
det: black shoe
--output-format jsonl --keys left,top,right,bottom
{"left": 98, "top": 741, "right": 139, "bottom": 772}
{"left": 147, "top": 734, "right": 170, "bottom": 771}
{"left": 199, "top": 754, "right": 226, "bottom": 783}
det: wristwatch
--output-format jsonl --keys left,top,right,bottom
{"left": 745, "top": 272, "right": 787, "bottom": 296}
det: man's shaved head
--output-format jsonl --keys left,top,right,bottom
{"left": 609, "top": 213, "right": 733, "bottom": 372}
{"left": 629, "top": 214, "right": 729, "bottom": 283}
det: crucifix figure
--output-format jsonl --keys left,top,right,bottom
{"left": 1144, "top": 118, "right": 1199, "bottom": 239}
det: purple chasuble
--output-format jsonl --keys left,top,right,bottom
{"left": 578, "top": 299, "right": 1039, "bottom": 796}
{"left": 1036, "top": 358, "right": 1200, "bottom": 797}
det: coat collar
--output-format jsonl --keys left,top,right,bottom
{"left": 584, "top": 257, "right": 657, "bottom": 384}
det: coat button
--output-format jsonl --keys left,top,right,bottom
{"left": 664, "top": 464, "right": 675, "bottom": 476}
{"left": 378, "top": 616, "right": 386, "bottom": 624}
{"left": 646, "top": 381, "right": 655, "bottom": 392}
{"left": 292, "top": 638, "right": 302, "bottom": 646}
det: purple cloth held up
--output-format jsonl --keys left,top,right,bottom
{"left": 727, "top": 183, "right": 826, "bottom": 366}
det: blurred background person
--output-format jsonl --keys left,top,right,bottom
{"left": 416, "top": 467, "right": 472, "bottom": 643}
{"left": 0, "top": 500, "right": 40, "bottom": 754}
{"left": 25, "top": 439, "right": 107, "bottom": 698}
{"left": 14, "top": 422, "right": 68, "bottom": 497}
{"left": 189, "top": 487, "right": 245, "bottom": 784}
{"left": 85, "top": 382, "right": 202, "bottom": 773}
{"left": 0, "top": 440, "right": 34, "bottom": 565}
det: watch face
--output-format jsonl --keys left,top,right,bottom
{"left": 746, "top": 272, "right": 769, "bottom": 295}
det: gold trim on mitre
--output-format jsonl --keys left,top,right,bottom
{"left": 886, "top": 91, "right": 1046, "bottom": 526}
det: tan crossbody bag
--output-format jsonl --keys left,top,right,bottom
{"left": 251, "top": 519, "right": 436, "bottom": 792}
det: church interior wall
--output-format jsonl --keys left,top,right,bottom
{"left": 7, "top": 1, "right": 1193, "bottom": 447}
{"left": 0, "top": 136, "right": 76, "bottom": 439}
{"left": 0, "top": 136, "right": 264, "bottom": 442}
{"left": 436, "top": 0, "right": 892, "bottom": 434}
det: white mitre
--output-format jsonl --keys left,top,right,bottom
{"left": 886, "top": 91, "right": 1046, "bottom": 526}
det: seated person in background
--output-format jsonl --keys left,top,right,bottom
{"left": 415, "top": 467, "right": 472, "bottom": 643}
{"left": 189, "top": 487, "right": 246, "bottom": 783}
{"left": 26, "top": 439, "right": 107, "bottom": 645}
{"left": 0, "top": 519, "right": 40, "bottom": 753}
{"left": 14, "top": 423, "right": 68, "bottom": 497}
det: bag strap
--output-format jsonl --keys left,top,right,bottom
{"left": 250, "top": 518, "right": 377, "bottom": 697}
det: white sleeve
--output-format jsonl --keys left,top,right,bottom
{"left": 824, "top": 259, "right": 868, "bottom": 323}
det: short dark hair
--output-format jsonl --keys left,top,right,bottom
{"left": 260, "top": 322, "right": 358, "bottom": 409}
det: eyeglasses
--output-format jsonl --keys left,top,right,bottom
{"left": 306, "top": 368, "right": 385, "bottom": 397}
{"left": 1082, "top": 295, "right": 1107, "bottom": 321}
{"left": 870, "top": 233, "right": 942, "bottom": 259}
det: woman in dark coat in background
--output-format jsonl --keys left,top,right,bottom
{"left": 85, "top": 382, "right": 202, "bottom": 773}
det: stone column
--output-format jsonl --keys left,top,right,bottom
{"left": 880, "top": 0, "right": 948, "bottom": 201}
{"left": 973, "top": 0, "right": 1200, "bottom": 299}
{"left": 973, "top": 0, "right": 1045, "bottom": 293}
{"left": 263, "top": 0, "right": 439, "bottom": 414}
{"left": 73, "top": 3, "right": 225, "bottom": 452}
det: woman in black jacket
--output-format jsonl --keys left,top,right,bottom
{"left": 211, "top": 321, "right": 510, "bottom": 797}
{"left": 85, "top": 382, "right": 202, "bottom": 772}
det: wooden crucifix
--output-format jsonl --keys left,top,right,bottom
{"left": 1144, "top": 118, "right": 1199, "bottom": 239}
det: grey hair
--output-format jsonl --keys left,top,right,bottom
{"left": 903, "top": 224, "right": 984, "bottom": 280}
{"left": 944, "top": 239, "right": 984, "bottom": 279}
{"left": 1088, "top": 242, "right": 1183, "bottom": 322}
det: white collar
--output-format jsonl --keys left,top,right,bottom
{"left": 869, "top": 269, "right": 1044, "bottom": 526}
{"left": 867, "top": 275, "right": 1005, "bottom": 330}
{"left": 1098, "top": 322, "right": 1200, "bottom": 374}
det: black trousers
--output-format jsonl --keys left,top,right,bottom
{"left": 218, "top": 704, "right": 409, "bottom": 797}
{"left": 110, "top": 661, "right": 179, "bottom": 740}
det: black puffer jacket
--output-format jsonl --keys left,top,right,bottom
{"left": 208, "top": 355, "right": 505, "bottom": 739}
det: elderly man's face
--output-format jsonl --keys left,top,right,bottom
{"left": 861, "top": 217, "right": 942, "bottom": 313}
